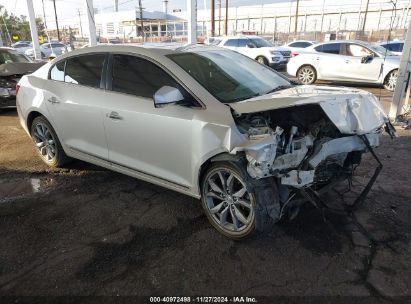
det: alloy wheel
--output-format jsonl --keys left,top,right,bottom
{"left": 204, "top": 168, "right": 254, "bottom": 233}
{"left": 298, "top": 67, "right": 315, "bottom": 84}
{"left": 385, "top": 70, "right": 398, "bottom": 91}
{"left": 33, "top": 122, "right": 57, "bottom": 162}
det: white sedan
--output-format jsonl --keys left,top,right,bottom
{"left": 287, "top": 40, "right": 400, "bottom": 91}
{"left": 25, "top": 42, "right": 67, "bottom": 59}
{"left": 16, "top": 45, "right": 394, "bottom": 239}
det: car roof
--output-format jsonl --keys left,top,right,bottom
{"left": 52, "top": 44, "right": 227, "bottom": 62}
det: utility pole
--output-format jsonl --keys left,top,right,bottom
{"left": 211, "top": 0, "right": 215, "bottom": 36}
{"left": 294, "top": 0, "right": 299, "bottom": 36}
{"left": 52, "top": 0, "right": 61, "bottom": 41}
{"left": 224, "top": 0, "right": 228, "bottom": 35}
{"left": 85, "top": 0, "right": 97, "bottom": 46}
{"left": 218, "top": 0, "right": 221, "bottom": 36}
{"left": 138, "top": 0, "right": 145, "bottom": 41}
{"left": 163, "top": 0, "right": 168, "bottom": 36}
{"left": 77, "top": 9, "right": 83, "bottom": 38}
{"left": 187, "top": 0, "right": 197, "bottom": 44}
{"left": 114, "top": 0, "right": 118, "bottom": 12}
{"left": 41, "top": 0, "right": 47, "bottom": 28}
{"left": 26, "top": 0, "right": 41, "bottom": 59}
{"left": 361, "top": 0, "right": 369, "bottom": 33}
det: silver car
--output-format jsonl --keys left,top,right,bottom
{"left": 25, "top": 42, "right": 67, "bottom": 59}
{"left": 287, "top": 40, "right": 400, "bottom": 91}
{"left": 16, "top": 45, "right": 394, "bottom": 239}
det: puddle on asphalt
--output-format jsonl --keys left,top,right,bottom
{"left": 0, "top": 178, "right": 53, "bottom": 200}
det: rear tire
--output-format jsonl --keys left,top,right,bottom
{"left": 200, "top": 161, "right": 280, "bottom": 239}
{"left": 383, "top": 69, "right": 398, "bottom": 91}
{"left": 30, "top": 116, "right": 69, "bottom": 168}
{"left": 297, "top": 65, "right": 317, "bottom": 85}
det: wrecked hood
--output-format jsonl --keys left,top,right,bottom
{"left": 0, "top": 62, "right": 45, "bottom": 76}
{"left": 229, "top": 85, "right": 387, "bottom": 135}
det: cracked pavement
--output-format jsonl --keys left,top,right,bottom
{"left": 0, "top": 105, "right": 410, "bottom": 300}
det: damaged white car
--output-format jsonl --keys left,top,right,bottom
{"left": 16, "top": 45, "right": 395, "bottom": 239}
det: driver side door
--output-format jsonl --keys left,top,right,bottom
{"left": 103, "top": 54, "right": 197, "bottom": 189}
{"left": 338, "top": 43, "right": 382, "bottom": 82}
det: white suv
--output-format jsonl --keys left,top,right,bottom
{"left": 211, "top": 36, "right": 291, "bottom": 69}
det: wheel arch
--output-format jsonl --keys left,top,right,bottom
{"left": 197, "top": 152, "right": 245, "bottom": 194}
{"left": 27, "top": 110, "right": 44, "bottom": 131}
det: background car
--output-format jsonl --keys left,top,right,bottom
{"left": 210, "top": 35, "right": 291, "bottom": 69}
{"left": 287, "top": 40, "right": 400, "bottom": 90}
{"left": 283, "top": 40, "right": 316, "bottom": 52}
{"left": 11, "top": 41, "right": 32, "bottom": 54}
{"left": 379, "top": 41, "right": 404, "bottom": 55}
{"left": 0, "top": 47, "right": 44, "bottom": 109}
{"left": 25, "top": 42, "right": 67, "bottom": 59}
{"left": 16, "top": 45, "right": 392, "bottom": 239}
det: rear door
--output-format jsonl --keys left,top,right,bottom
{"left": 43, "top": 54, "right": 109, "bottom": 160}
{"left": 313, "top": 43, "right": 344, "bottom": 79}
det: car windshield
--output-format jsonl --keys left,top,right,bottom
{"left": 0, "top": 49, "right": 30, "bottom": 64}
{"left": 248, "top": 38, "right": 273, "bottom": 48}
{"left": 368, "top": 44, "right": 394, "bottom": 56}
{"left": 168, "top": 49, "right": 291, "bottom": 103}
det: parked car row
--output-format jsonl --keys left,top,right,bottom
{"left": 206, "top": 36, "right": 401, "bottom": 91}
{"left": 287, "top": 40, "right": 400, "bottom": 91}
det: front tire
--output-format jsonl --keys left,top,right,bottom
{"left": 256, "top": 56, "right": 269, "bottom": 65}
{"left": 30, "top": 116, "right": 69, "bottom": 167}
{"left": 297, "top": 65, "right": 317, "bottom": 85}
{"left": 384, "top": 69, "right": 398, "bottom": 91}
{"left": 201, "top": 162, "right": 256, "bottom": 239}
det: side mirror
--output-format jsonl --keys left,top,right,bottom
{"left": 361, "top": 54, "right": 374, "bottom": 63}
{"left": 153, "top": 86, "right": 184, "bottom": 108}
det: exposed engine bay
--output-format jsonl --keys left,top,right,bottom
{"left": 232, "top": 104, "right": 381, "bottom": 189}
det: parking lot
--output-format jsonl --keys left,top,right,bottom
{"left": 0, "top": 83, "right": 410, "bottom": 300}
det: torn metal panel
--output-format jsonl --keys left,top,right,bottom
{"left": 308, "top": 133, "right": 380, "bottom": 168}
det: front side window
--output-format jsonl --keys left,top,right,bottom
{"left": 64, "top": 54, "right": 105, "bottom": 88}
{"left": 248, "top": 38, "right": 272, "bottom": 48}
{"left": 347, "top": 44, "right": 372, "bottom": 57}
{"left": 168, "top": 50, "right": 291, "bottom": 103}
{"left": 111, "top": 55, "right": 180, "bottom": 99}
{"left": 50, "top": 61, "right": 65, "bottom": 81}
{"left": 237, "top": 39, "right": 248, "bottom": 47}
{"left": 315, "top": 43, "right": 341, "bottom": 54}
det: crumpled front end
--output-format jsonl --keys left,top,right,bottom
{"left": 229, "top": 92, "right": 394, "bottom": 204}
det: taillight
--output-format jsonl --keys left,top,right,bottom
{"left": 16, "top": 84, "right": 20, "bottom": 95}
{"left": 291, "top": 53, "right": 299, "bottom": 58}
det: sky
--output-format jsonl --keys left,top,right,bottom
{"left": 0, "top": 0, "right": 292, "bottom": 28}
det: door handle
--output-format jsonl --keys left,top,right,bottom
{"left": 316, "top": 57, "right": 320, "bottom": 60}
{"left": 107, "top": 111, "right": 123, "bottom": 120}
{"left": 345, "top": 60, "right": 351, "bottom": 64}
{"left": 47, "top": 96, "right": 60, "bottom": 104}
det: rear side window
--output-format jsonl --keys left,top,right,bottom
{"left": 64, "top": 54, "right": 105, "bottom": 88}
{"left": 224, "top": 39, "right": 238, "bottom": 47}
{"left": 238, "top": 39, "right": 248, "bottom": 47}
{"left": 50, "top": 61, "right": 65, "bottom": 81}
{"left": 111, "top": 55, "right": 180, "bottom": 98}
{"left": 290, "top": 42, "right": 311, "bottom": 48}
{"left": 315, "top": 43, "right": 341, "bottom": 54}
